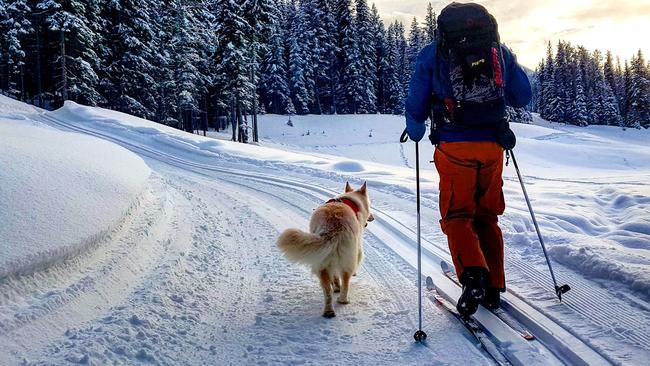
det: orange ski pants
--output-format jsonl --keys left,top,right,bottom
{"left": 434, "top": 141, "right": 506, "bottom": 290}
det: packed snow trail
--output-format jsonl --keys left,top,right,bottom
{"left": 2, "top": 112, "right": 497, "bottom": 363}
{"left": 32, "top": 111, "right": 601, "bottom": 365}
{"left": 1, "top": 158, "right": 494, "bottom": 365}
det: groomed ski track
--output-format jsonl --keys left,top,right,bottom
{"left": 34, "top": 112, "right": 619, "bottom": 365}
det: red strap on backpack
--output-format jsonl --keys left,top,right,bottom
{"left": 492, "top": 47, "right": 503, "bottom": 88}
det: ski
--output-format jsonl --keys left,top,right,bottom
{"left": 426, "top": 276, "right": 512, "bottom": 366}
{"left": 440, "top": 261, "right": 535, "bottom": 341}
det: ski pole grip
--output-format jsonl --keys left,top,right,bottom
{"left": 400, "top": 128, "right": 409, "bottom": 143}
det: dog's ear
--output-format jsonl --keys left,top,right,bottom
{"left": 345, "top": 181, "right": 354, "bottom": 193}
{"left": 358, "top": 181, "right": 367, "bottom": 195}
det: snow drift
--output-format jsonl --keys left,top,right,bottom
{"left": 0, "top": 113, "right": 150, "bottom": 278}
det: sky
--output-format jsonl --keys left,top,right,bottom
{"left": 374, "top": 0, "right": 650, "bottom": 69}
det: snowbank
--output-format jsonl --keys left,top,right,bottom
{"left": 0, "top": 94, "right": 43, "bottom": 118}
{"left": 0, "top": 117, "right": 151, "bottom": 278}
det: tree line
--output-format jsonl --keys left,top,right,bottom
{"left": 0, "top": 0, "right": 441, "bottom": 140}
{"left": 531, "top": 41, "right": 650, "bottom": 129}
{"left": 2, "top": 1, "right": 647, "bottom": 141}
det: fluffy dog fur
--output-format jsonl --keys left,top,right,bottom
{"left": 277, "top": 182, "right": 374, "bottom": 318}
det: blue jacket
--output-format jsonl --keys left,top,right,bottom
{"left": 405, "top": 43, "right": 532, "bottom": 143}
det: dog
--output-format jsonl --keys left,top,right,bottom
{"left": 277, "top": 182, "right": 374, "bottom": 318}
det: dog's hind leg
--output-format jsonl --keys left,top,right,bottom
{"left": 333, "top": 275, "right": 341, "bottom": 293}
{"left": 354, "top": 245, "right": 364, "bottom": 276}
{"left": 337, "top": 271, "right": 351, "bottom": 304}
{"left": 319, "top": 269, "right": 335, "bottom": 318}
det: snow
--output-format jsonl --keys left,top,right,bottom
{"left": 1, "top": 94, "right": 650, "bottom": 365}
{"left": 0, "top": 97, "right": 151, "bottom": 278}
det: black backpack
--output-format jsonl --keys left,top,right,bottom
{"left": 435, "top": 2, "right": 506, "bottom": 129}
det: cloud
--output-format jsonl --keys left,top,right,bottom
{"left": 567, "top": 0, "right": 650, "bottom": 21}
{"left": 373, "top": 0, "right": 649, "bottom": 68}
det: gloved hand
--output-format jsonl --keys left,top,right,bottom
{"left": 406, "top": 121, "right": 426, "bottom": 142}
{"left": 497, "top": 120, "right": 516, "bottom": 150}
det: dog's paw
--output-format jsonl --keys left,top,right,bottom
{"left": 322, "top": 310, "right": 336, "bottom": 318}
{"left": 337, "top": 298, "right": 350, "bottom": 304}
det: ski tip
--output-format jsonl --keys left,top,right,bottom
{"left": 425, "top": 276, "right": 434, "bottom": 290}
{"left": 440, "top": 260, "right": 451, "bottom": 273}
{"left": 523, "top": 334, "right": 536, "bottom": 341}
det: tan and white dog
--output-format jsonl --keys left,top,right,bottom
{"left": 277, "top": 182, "right": 374, "bottom": 318}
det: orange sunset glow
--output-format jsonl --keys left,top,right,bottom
{"left": 376, "top": 0, "right": 650, "bottom": 68}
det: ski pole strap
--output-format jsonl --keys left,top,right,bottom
{"left": 400, "top": 128, "right": 409, "bottom": 143}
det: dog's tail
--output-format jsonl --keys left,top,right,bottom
{"left": 277, "top": 229, "right": 335, "bottom": 267}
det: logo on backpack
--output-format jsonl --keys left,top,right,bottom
{"left": 436, "top": 2, "right": 506, "bottom": 129}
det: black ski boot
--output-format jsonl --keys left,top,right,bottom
{"left": 457, "top": 267, "right": 489, "bottom": 317}
{"left": 481, "top": 287, "right": 501, "bottom": 310}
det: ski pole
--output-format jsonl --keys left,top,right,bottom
{"left": 401, "top": 129, "right": 427, "bottom": 342}
{"left": 508, "top": 150, "right": 570, "bottom": 301}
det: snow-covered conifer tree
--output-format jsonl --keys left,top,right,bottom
{"left": 383, "top": 22, "right": 404, "bottom": 114}
{"left": 287, "top": 2, "right": 311, "bottom": 114}
{"left": 353, "top": 0, "right": 377, "bottom": 113}
{"left": 627, "top": 50, "right": 650, "bottom": 128}
{"left": 0, "top": 0, "right": 31, "bottom": 99}
{"left": 37, "top": 0, "right": 103, "bottom": 106}
{"left": 371, "top": 3, "right": 387, "bottom": 113}
{"left": 214, "top": 0, "right": 255, "bottom": 141}
{"left": 100, "top": 0, "right": 159, "bottom": 118}
{"left": 424, "top": 3, "right": 436, "bottom": 45}
{"left": 333, "top": 0, "right": 358, "bottom": 113}
{"left": 261, "top": 9, "right": 292, "bottom": 114}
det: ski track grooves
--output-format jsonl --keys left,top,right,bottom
{"left": 0, "top": 175, "right": 179, "bottom": 361}
{"left": 41, "top": 113, "right": 635, "bottom": 365}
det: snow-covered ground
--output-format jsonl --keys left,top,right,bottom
{"left": 1, "top": 94, "right": 649, "bottom": 365}
{"left": 0, "top": 115, "right": 150, "bottom": 278}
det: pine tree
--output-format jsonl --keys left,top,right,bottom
{"left": 577, "top": 47, "right": 597, "bottom": 124}
{"left": 383, "top": 22, "right": 403, "bottom": 114}
{"left": 303, "top": 0, "right": 336, "bottom": 114}
{"left": 100, "top": 0, "right": 159, "bottom": 119}
{"left": 570, "top": 69, "right": 589, "bottom": 126}
{"left": 395, "top": 21, "right": 408, "bottom": 113}
{"left": 214, "top": 0, "right": 255, "bottom": 141}
{"left": 623, "top": 61, "right": 632, "bottom": 126}
{"left": 261, "top": 10, "right": 292, "bottom": 114}
{"left": 615, "top": 56, "right": 626, "bottom": 116}
{"left": 333, "top": 0, "right": 358, "bottom": 113}
{"left": 287, "top": 1, "right": 310, "bottom": 114}
{"left": 627, "top": 50, "right": 650, "bottom": 128}
{"left": 596, "top": 80, "right": 623, "bottom": 126}
{"left": 0, "top": 0, "right": 31, "bottom": 99}
{"left": 371, "top": 3, "right": 387, "bottom": 113}
{"left": 540, "top": 42, "right": 555, "bottom": 120}
{"left": 603, "top": 51, "right": 620, "bottom": 113}
{"left": 548, "top": 41, "right": 571, "bottom": 122}
{"left": 424, "top": 2, "right": 436, "bottom": 45}
{"left": 37, "top": 0, "right": 103, "bottom": 106}
{"left": 354, "top": 0, "right": 377, "bottom": 113}
{"left": 156, "top": 1, "right": 213, "bottom": 129}
{"left": 406, "top": 17, "right": 424, "bottom": 91}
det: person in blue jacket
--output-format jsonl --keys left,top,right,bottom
{"left": 405, "top": 2, "right": 532, "bottom": 316}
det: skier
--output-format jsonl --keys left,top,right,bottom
{"left": 404, "top": 2, "right": 532, "bottom": 317}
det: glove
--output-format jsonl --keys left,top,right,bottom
{"left": 406, "top": 121, "right": 426, "bottom": 142}
{"left": 497, "top": 121, "right": 516, "bottom": 150}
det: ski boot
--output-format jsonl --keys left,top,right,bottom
{"left": 481, "top": 287, "right": 501, "bottom": 310}
{"left": 457, "top": 267, "right": 489, "bottom": 317}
